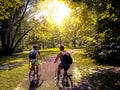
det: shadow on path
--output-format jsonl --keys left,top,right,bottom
{"left": 29, "top": 79, "right": 44, "bottom": 90}
{"left": 72, "top": 68, "right": 120, "bottom": 90}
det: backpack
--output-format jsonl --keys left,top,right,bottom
{"left": 29, "top": 50, "right": 37, "bottom": 59}
{"left": 62, "top": 53, "right": 73, "bottom": 65}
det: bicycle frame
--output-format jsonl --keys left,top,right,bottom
{"left": 29, "top": 61, "right": 40, "bottom": 83}
{"left": 55, "top": 68, "right": 73, "bottom": 89}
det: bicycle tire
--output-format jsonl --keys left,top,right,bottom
{"left": 54, "top": 69, "right": 63, "bottom": 89}
{"left": 29, "top": 63, "right": 41, "bottom": 82}
{"left": 62, "top": 74, "right": 73, "bottom": 89}
{"left": 54, "top": 68, "right": 73, "bottom": 89}
{"left": 29, "top": 69, "right": 35, "bottom": 83}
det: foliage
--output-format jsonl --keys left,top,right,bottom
{"left": 0, "top": 0, "right": 38, "bottom": 56}
{"left": 0, "top": 0, "right": 23, "bottom": 20}
{"left": 24, "top": 19, "right": 60, "bottom": 49}
{"left": 13, "top": 0, "right": 97, "bottom": 50}
{"left": 61, "top": 2, "right": 97, "bottom": 48}
{"left": 72, "top": 0, "right": 120, "bottom": 65}
{"left": 23, "top": 0, "right": 97, "bottom": 49}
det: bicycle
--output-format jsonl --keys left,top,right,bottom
{"left": 55, "top": 68, "right": 73, "bottom": 89}
{"left": 29, "top": 60, "right": 41, "bottom": 83}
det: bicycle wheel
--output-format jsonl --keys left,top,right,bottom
{"left": 29, "top": 69, "right": 35, "bottom": 83}
{"left": 54, "top": 68, "right": 59, "bottom": 85}
{"left": 55, "top": 69, "right": 63, "bottom": 89}
{"left": 62, "top": 74, "right": 73, "bottom": 89}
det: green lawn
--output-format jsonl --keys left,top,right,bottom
{"left": 72, "top": 49, "right": 120, "bottom": 90}
{"left": 0, "top": 64, "right": 28, "bottom": 90}
{"left": 0, "top": 48, "right": 60, "bottom": 90}
{"left": 0, "top": 48, "right": 60, "bottom": 66}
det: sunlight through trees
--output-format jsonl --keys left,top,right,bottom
{"left": 0, "top": 0, "right": 120, "bottom": 66}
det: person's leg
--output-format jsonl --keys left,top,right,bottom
{"left": 36, "top": 61, "right": 39, "bottom": 76}
{"left": 36, "top": 64, "right": 40, "bottom": 76}
{"left": 29, "top": 62, "right": 33, "bottom": 75}
{"left": 32, "top": 62, "right": 36, "bottom": 75}
{"left": 57, "top": 66, "right": 61, "bottom": 80}
{"left": 31, "top": 63, "right": 35, "bottom": 71}
{"left": 63, "top": 65, "right": 70, "bottom": 75}
{"left": 63, "top": 65, "right": 70, "bottom": 85}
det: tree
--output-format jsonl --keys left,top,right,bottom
{"left": 73, "top": 0, "right": 120, "bottom": 65}
{"left": 24, "top": 18, "right": 60, "bottom": 49}
{"left": 61, "top": 2, "right": 97, "bottom": 48}
{"left": 0, "top": 0, "right": 38, "bottom": 55}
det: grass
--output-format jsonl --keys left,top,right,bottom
{"left": 72, "top": 49, "right": 120, "bottom": 90}
{"left": 0, "top": 55, "right": 27, "bottom": 66}
{"left": 0, "top": 48, "right": 60, "bottom": 66}
{"left": 0, "top": 47, "right": 71, "bottom": 66}
{"left": 0, "top": 64, "right": 28, "bottom": 90}
{"left": 0, "top": 48, "right": 61, "bottom": 90}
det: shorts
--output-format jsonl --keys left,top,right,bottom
{"left": 30, "top": 59, "right": 39, "bottom": 66}
{"left": 59, "top": 64, "right": 70, "bottom": 71}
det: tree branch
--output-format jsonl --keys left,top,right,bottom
{"left": 10, "top": 0, "right": 30, "bottom": 50}
{"left": 12, "top": 22, "right": 39, "bottom": 52}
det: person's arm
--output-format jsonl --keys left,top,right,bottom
{"left": 38, "top": 51, "right": 41, "bottom": 59}
{"left": 54, "top": 52, "right": 61, "bottom": 63}
{"left": 36, "top": 51, "right": 40, "bottom": 59}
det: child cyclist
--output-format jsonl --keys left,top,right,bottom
{"left": 29, "top": 44, "right": 40, "bottom": 77}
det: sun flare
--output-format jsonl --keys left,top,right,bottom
{"left": 52, "top": 1, "right": 71, "bottom": 25}
{"left": 34, "top": 0, "right": 71, "bottom": 26}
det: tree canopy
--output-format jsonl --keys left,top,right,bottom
{"left": 0, "top": 0, "right": 120, "bottom": 66}
{"left": 0, "top": 0, "right": 22, "bottom": 20}
{"left": 73, "top": 0, "right": 120, "bottom": 65}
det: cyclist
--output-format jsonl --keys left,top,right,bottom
{"left": 29, "top": 44, "right": 40, "bottom": 77}
{"left": 54, "top": 45, "right": 71, "bottom": 81}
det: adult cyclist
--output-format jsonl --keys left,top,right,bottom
{"left": 54, "top": 45, "right": 71, "bottom": 81}
{"left": 29, "top": 44, "right": 40, "bottom": 77}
